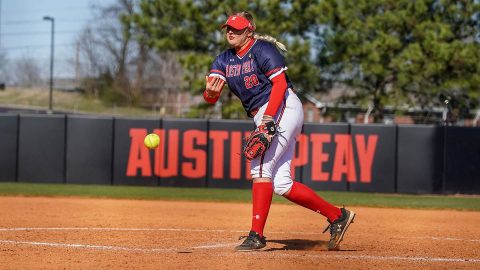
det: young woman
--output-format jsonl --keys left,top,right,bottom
{"left": 204, "top": 11, "right": 355, "bottom": 251}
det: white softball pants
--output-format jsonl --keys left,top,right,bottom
{"left": 251, "top": 89, "right": 304, "bottom": 195}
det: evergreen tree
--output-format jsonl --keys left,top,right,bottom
{"left": 124, "top": 0, "right": 319, "bottom": 118}
{"left": 316, "top": 0, "right": 480, "bottom": 121}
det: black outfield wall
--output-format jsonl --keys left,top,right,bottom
{"left": 0, "top": 113, "right": 479, "bottom": 194}
{"left": 113, "top": 117, "right": 161, "bottom": 186}
{"left": 397, "top": 125, "right": 444, "bottom": 194}
{"left": 18, "top": 114, "right": 65, "bottom": 183}
{"left": 349, "top": 124, "right": 396, "bottom": 193}
{"left": 66, "top": 115, "right": 113, "bottom": 185}
{"left": 301, "top": 123, "right": 349, "bottom": 191}
{"left": 207, "top": 120, "right": 254, "bottom": 189}
{"left": 0, "top": 114, "right": 18, "bottom": 182}
{"left": 158, "top": 119, "right": 208, "bottom": 187}
{"left": 444, "top": 127, "right": 480, "bottom": 194}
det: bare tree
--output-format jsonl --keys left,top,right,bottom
{"left": 13, "top": 55, "right": 43, "bottom": 87}
{"left": 94, "top": 0, "right": 137, "bottom": 103}
{"left": 76, "top": 27, "right": 108, "bottom": 78}
{"left": 75, "top": 27, "right": 112, "bottom": 98}
{"left": 141, "top": 52, "right": 183, "bottom": 95}
{"left": 134, "top": 51, "right": 184, "bottom": 115}
{"left": 73, "top": 0, "right": 136, "bottom": 104}
{"left": 0, "top": 49, "right": 9, "bottom": 84}
{"left": 73, "top": 0, "right": 184, "bottom": 108}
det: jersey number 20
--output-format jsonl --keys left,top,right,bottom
{"left": 244, "top": 74, "right": 259, "bottom": 89}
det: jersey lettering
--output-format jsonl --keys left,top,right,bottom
{"left": 241, "top": 60, "right": 254, "bottom": 74}
{"left": 227, "top": 60, "right": 255, "bottom": 78}
{"left": 210, "top": 40, "right": 293, "bottom": 113}
{"left": 226, "top": 64, "right": 241, "bottom": 77}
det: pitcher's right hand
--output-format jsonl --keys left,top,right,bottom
{"left": 205, "top": 76, "right": 225, "bottom": 98}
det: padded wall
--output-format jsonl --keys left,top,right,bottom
{"left": 0, "top": 115, "right": 18, "bottom": 182}
{"left": 113, "top": 117, "right": 161, "bottom": 186}
{"left": 18, "top": 115, "right": 65, "bottom": 183}
{"left": 66, "top": 116, "right": 113, "bottom": 184}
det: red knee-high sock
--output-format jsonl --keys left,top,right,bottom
{"left": 285, "top": 182, "right": 342, "bottom": 223}
{"left": 251, "top": 182, "right": 273, "bottom": 237}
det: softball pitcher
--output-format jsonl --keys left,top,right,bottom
{"left": 204, "top": 11, "right": 355, "bottom": 251}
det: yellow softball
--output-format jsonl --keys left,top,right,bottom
{"left": 144, "top": 133, "right": 160, "bottom": 149}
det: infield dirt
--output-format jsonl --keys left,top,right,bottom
{"left": 0, "top": 196, "right": 479, "bottom": 269}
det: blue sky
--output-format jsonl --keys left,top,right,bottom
{"left": 1, "top": 0, "right": 114, "bottom": 78}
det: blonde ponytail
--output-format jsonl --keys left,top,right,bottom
{"left": 254, "top": 34, "right": 287, "bottom": 53}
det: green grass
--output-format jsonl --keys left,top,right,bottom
{"left": 0, "top": 182, "right": 479, "bottom": 211}
{"left": 0, "top": 87, "right": 157, "bottom": 116}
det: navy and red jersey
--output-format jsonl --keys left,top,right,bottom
{"left": 209, "top": 39, "right": 293, "bottom": 116}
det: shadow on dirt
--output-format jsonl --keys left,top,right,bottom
{"left": 265, "top": 239, "right": 361, "bottom": 252}
{"left": 264, "top": 239, "right": 327, "bottom": 251}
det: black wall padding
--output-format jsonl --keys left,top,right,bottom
{"left": 18, "top": 114, "right": 65, "bottom": 183}
{"left": 113, "top": 118, "right": 161, "bottom": 186}
{"left": 207, "top": 120, "right": 254, "bottom": 189}
{"left": 302, "top": 123, "right": 349, "bottom": 191}
{"left": 349, "top": 124, "right": 396, "bottom": 193}
{"left": 444, "top": 127, "right": 480, "bottom": 194}
{"left": 397, "top": 125, "right": 444, "bottom": 194}
{"left": 1, "top": 112, "right": 479, "bottom": 195}
{"left": 0, "top": 115, "right": 18, "bottom": 182}
{"left": 66, "top": 116, "right": 113, "bottom": 184}
{"left": 159, "top": 119, "right": 208, "bottom": 187}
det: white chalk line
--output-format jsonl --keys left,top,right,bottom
{"left": 1, "top": 227, "right": 479, "bottom": 243}
{"left": 0, "top": 239, "right": 479, "bottom": 264}
{"left": 251, "top": 253, "right": 480, "bottom": 263}
{"left": 0, "top": 239, "right": 236, "bottom": 253}
{"left": 398, "top": 236, "right": 480, "bottom": 243}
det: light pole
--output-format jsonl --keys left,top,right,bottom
{"left": 43, "top": 16, "right": 54, "bottom": 113}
